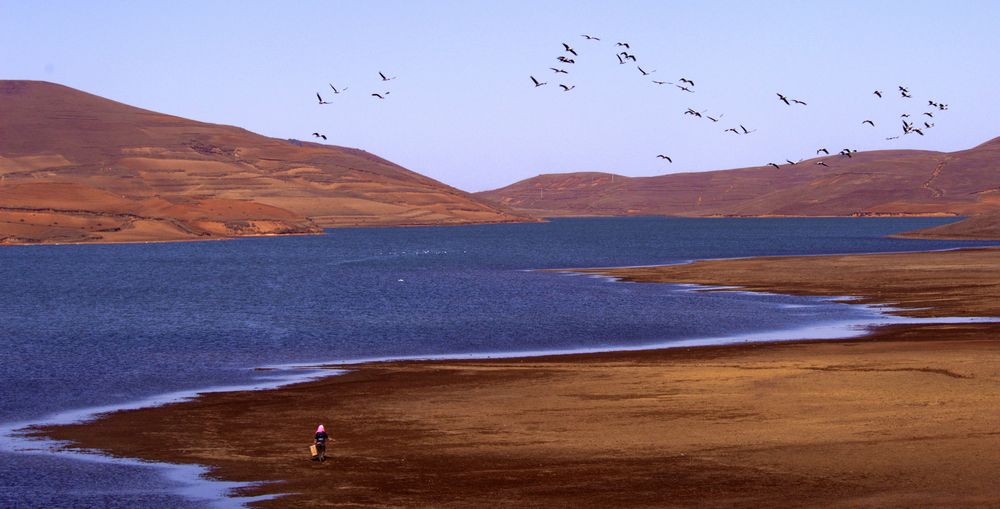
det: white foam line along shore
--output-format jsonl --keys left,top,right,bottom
{"left": 0, "top": 367, "right": 341, "bottom": 508}
{"left": 3, "top": 279, "right": 997, "bottom": 507}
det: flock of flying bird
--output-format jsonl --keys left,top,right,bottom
{"left": 303, "top": 36, "right": 951, "bottom": 173}
{"left": 310, "top": 71, "right": 398, "bottom": 140}
{"left": 529, "top": 34, "right": 951, "bottom": 170}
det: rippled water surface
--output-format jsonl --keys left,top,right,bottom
{"left": 1, "top": 217, "right": 996, "bottom": 506}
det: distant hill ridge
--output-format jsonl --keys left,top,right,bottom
{"left": 0, "top": 80, "right": 531, "bottom": 244}
{"left": 476, "top": 139, "right": 1000, "bottom": 219}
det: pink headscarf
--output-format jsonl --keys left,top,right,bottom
{"left": 316, "top": 424, "right": 325, "bottom": 433}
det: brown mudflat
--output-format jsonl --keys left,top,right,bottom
{"left": 581, "top": 246, "right": 1000, "bottom": 318}
{"left": 898, "top": 213, "right": 1000, "bottom": 240}
{"left": 0, "top": 81, "right": 532, "bottom": 244}
{"left": 40, "top": 247, "right": 1000, "bottom": 507}
{"left": 41, "top": 325, "right": 1000, "bottom": 508}
{"left": 475, "top": 139, "right": 1000, "bottom": 219}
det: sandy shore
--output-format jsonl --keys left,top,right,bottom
{"left": 40, "top": 248, "right": 1000, "bottom": 508}
{"left": 578, "top": 246, "right": 1000, "bottom": 318}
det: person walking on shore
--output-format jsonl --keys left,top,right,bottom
{"left": 314, "top": 424, "right": 330, "bottom": 462}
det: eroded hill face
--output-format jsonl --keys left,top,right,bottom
{"left": 0, "top": 80, "right": 530, "bottom": 244}
{"left": 476, "top": 140, "right": 1000, "bottom": 218}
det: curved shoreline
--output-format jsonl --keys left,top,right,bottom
{"left": 1, "top": 290, "right": 899, "bottom": 506}
{"left": 18, "top": 246, "right": 1000, "bottom": 507}
{"left": 37, "top": 322, "right": 1000, "bottom": 508}
{"left": 0, "top": 366, "right": 339, "bottom": 507}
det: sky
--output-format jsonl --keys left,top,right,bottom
{"left": 2, "top": 0, "right": 999, "bottom": 192}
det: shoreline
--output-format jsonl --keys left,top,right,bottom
{"left": 549, "top": 243, "right": 1000, "bottom": 280}
{"left": 29, "top": 245, "right": 1000, "bottom": 507}
{"left": 37, "top": 321, "right": 1000, "bottom": 508}
{"left": 578, "top": 247, "right": 1000, "bottom": 319}
{"left": 6, "top": 214, "right": 995, "bottom": 247}
{"left": 0, "top": 217, "right": 543, "bottom": 247}
{"left": 0, "top": 230, "right": 325, "bottom": 248}
{"left": 0, "top": 365, "right": 340, "bottom": 507}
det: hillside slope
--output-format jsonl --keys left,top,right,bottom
{"left": 0, "top": 81, "right": 530, "bottom": 244}
{"left": 477, "top": 139, "right": 1000, "bottom": 218}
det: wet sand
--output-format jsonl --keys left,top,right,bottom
{"left": 40, "top": 248, "right": 1000, "bottom": 508}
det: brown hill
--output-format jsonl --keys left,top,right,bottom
{"left": 477, "top": 139, "right": 1000, "bottom": 219}
{"left": 0, "top": 80, "right": 530, "bottom": 244}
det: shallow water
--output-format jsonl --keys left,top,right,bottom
{"left": 1, "top": 216, "right": 997, "bottom": 506}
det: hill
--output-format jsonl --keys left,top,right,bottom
{"left": 0, "top": 81, "right": 530, "bottom": 244}
{"left": 476, "top": 139, "right": 1000, "bottom": 219}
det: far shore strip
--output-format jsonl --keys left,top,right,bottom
{"left": 570, "top": 246, "right": 1000, "bottom": 318}
{"left": 41, "top": 246, "right": 1000, "bottom": 508}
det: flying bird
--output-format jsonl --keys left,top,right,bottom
{"left": 316, "top": 93, "right": 330, "bottom": 105}
{"left": 816, "top": 148, "right": 830, "bottom": 155}
{"left": 724, "top": 128, "right": 740, "bottom": 134}
{"left": 912, "top": 128, "right": 925, "bottom": 136}
{"left": 679, "top": 78, "right": 695, "bottom": 87}
{"left": 777, "top": 93, "right": 791, "bottom": 105}
{"left": 656, "top": 155, "right": 673, "bottom": 162}
{"left": 924, "top": 122, "right": 935, "bottom": 129}
{"left": 619, "top": 52, "right": 636, "bottom": 62}
{"left": 923, "top": 112, "right": 934, "bottom": 117}
{"left": 768, "top": 162, "right": 781, "bottom": 169}
{"left": 559, "top": 84, "right": 575, "bottom": 92}
{"left": 562, "top": 43, "right": 577, "bottom": 56}
{"left": 816, "top": 161, "right": 830, "bottom": 167}
{"left": 530, "top": 76, "right": 547, "bottom": 87}
{"left": 638, "top": 66, "right": 655, "bottom": 76}
{"left": 684, "top": 108, "right": 703, "bottom": 118}
{"left": 371, "top": 92, "right": 388, "bottom": 99}
{"left": 874, "top": 90, "right": 883, "bottom": 98}
{"left": 379, "top": 71, "right": 396, "bottom": 81}
{"left": 839, "top": 149, "right": 855, "bottom": 158}
{"left": 901, "top": 90, "right": 912, "bottom": 98}
{"left": 652, "top": 80, "right": 669, "bottom": 85}
{"left": 675, "top": 85, "right": 694, "bottom": 93}
{"left": 550, "top": 67, "right": 569, "bottom": 74}
{"left": 329, "top": 84, "right": 348, "bottom": 94}
{"left": 862, "top": 120, "right": 875, "bottom": 126}
{"left": 901, "top": 113, "right": 911, "bottom": 117}
{"left": 311, "top": 132, "right": 327, "bottom": 140}
{"left": 581, "top": 34, "right": 600, "bottom": 40}
{"left": 785, "top": 159, "right": 799, "bottom": 165}
{"left": 899, "top": 85, "right": 909, "bottom": 93}
{"left": 616, "top": 54, "right": 626, "bottom": 65}
{"left": 706, "top": 114, "right": 723, "bottom": 122}
{"left": 740, "top": 124, "right": 756, "bottom": 134}
{"left": 557, "top": 56, "right": 576, "bottom": 64}
{"left": 792, "top": 99, "right": 807, "bottom": 105}
{"left": 886, "top": 136, "right": 900, "bottom": 140}
{"left": 616, "top": 42, "right": 630, "bottom": 48}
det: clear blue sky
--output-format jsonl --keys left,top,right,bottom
{"left": 2, "top": 1, "right": 998, "bottom": 191}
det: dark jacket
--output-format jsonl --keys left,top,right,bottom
{"left": 315, "top": 431, "right": 329, "bottom": 445}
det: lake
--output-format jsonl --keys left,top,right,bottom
{"left": 1, "top": 217, "right": 996, "bottom": 507}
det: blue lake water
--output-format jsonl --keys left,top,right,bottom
{"left": 1, "top": 216, "right": 998, "bottom": 507}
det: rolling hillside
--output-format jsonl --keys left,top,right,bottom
{"left": 477, "top": 140, "right": 1000, "bottom": 218}
{"left": 0, "top": 81, "right": 531, "bottom": 244}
